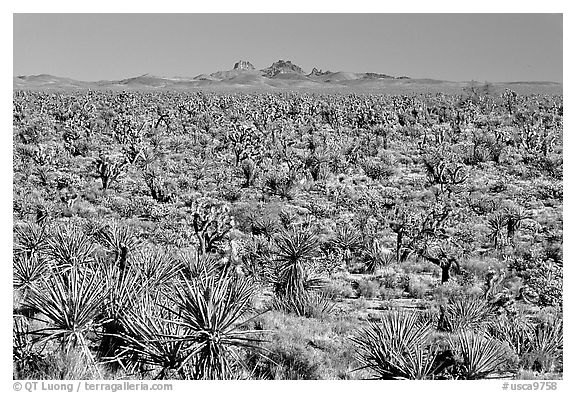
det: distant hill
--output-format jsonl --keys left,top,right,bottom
{"left": 13, "top": 60, "right": 563, "bottom": 95}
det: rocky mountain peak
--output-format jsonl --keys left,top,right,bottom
{"left": 261, "top": 59, "right": 305, "bottom": 77}
{"left": 309, "top": 67, "right": 332, "bottom": 77}
{"left": 233, "top": 60, "right": 255, "bottom": 71}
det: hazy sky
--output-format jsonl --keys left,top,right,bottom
{"left": 13, "top": 14, "right": 562, "bottom": 82}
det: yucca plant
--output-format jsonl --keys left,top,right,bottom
{"left": 488, "top": 213, "right": 508, "bottom": 249}
{"left": 14, "top": 222, "right": 49, "bottom": 258}
{"left": 118, "top": 296, "right": 193, "bottom": 379}
{"left": 13, "top": 315, "right": 44, "bottom": 378}
{"left": 132, "top": 246, "right": 181, "bottom": 291}
{"left": 331, "top": 224, "right": 361, "bottom": 264}
{"left": 351, "top": 310, "right": 448, "bottom": 379}
{"left": 98, "top": 262, "right": 144, "bottom": 364}
{"left": 523, "top": 316, "right": 563, "bottom": 373}
{"left": 92, "top": 222, "right": 142, "bottom": 270}
{"left": 177, "top": 249, "right": 218, "bottom": 281}
{"left": 239, "top": 236, "right": 274, "bottom": 283}
{"left": 273, "top": 225, "right": 320, "bottom": 298}
{"left": 488, "top": 313, "right": 535, "bottom": 361}
{"left": 46, "top": 226, "right": 96, "bottom": 271}
{"left": 439, "top": 295, "right": 497, "bottom": 333}
{"left": 172, "top": 271, "right": 264, "bottom": 379}
{"left": 364, "top": 239, "right": 395, "bottom": 274}
{"left": 250, "top": 216, "right": 277, "bottom": 239}
{"left": 448, "top": 331, "right": 512, "bottom": 379}
{"left": 13, "top": 253, "right": 48, "bottom": 294}
{"left": 24, "top": 266, "right": 107, "bottom": 372}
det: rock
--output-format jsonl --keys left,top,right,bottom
{"left": 309, "top": 67, "right": 332, "bottom": 77}
{"left": 261, "top": 59, "right": 305, "bottom": 77}
{"left": 233, "top": 60, "right": 255, "bottom": 71}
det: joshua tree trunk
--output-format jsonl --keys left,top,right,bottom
{"left": 441, "top": 264, "right": 451, "bottom": 284}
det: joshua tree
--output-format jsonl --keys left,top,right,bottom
{"left": 186, "top": 197, "right": 235, "bottom": 255}
{"left": 93, "top": 152, "right": 128, "bottom": 190}
{"left": 420, "top": 243, "right": 462, "bottom": 284}
{"left": 423, "top": 155, "right": 468, "bottom": 195}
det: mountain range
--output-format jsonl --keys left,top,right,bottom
{"left": 13, "top": 60, "right": 562, "bottom": 94}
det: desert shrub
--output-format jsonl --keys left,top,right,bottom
{"left": 360, "top": 158, "right": 394, "bottom": 181}
{"left": 15, "top": 345, "right": 115, "bottom": 380}
{"left": 246, "top": 311, "right": 360, "bottom": 380}
{"left": 377, "top": 266, "right": 401, "bottom": 289}
{"left": 270, "top": 291, "right": 336, "bottom": 319}
{"left": 431, "top": 280, "right": 467, "bottom": 303}
{"left": 406, "top": 273, "right": 432, "bottom": 299}
{"left": 319, "top": 278, "right": 355, "bottom": 300}
{"left": 378, "top": 287, "right": 406, "bottom": 301}
{"left": 355, "top": 278, "right": 381, "bottom": 299}
{"left": 510, "top": 250, "right": 562, "bottom": 308}
{"left": 249, "top": 344, "right": 322, "bottom": 380}
{"left": 532, "top": 178, "right": 562, "bottom": 202}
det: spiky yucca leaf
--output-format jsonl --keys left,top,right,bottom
{"left": 332, "top": 224, "right": 361, "bottom": 252}
{"left": 132, "top": 246, "right": 180, "bottom": 290}
{"left": 387, "top": 344, "right": 442, "bottom": 380}
{"left": 532, "top": 316, "right": 562, "bottom": 356}
{"left": 46, "top": 226, "right": 96, "bottom": 270}
{"left": 489, "top": 314, "right": 535, "bottom": 358}
{"left": 449, "top": 331, "right": 511, "bottom": 379}
{"left": 13, "top": 253, "right": 48, "bottom": 291}
{"left": 25, "top": 265, "right": 107, "bottom": 366}
{"left": 99, "top": 262, "right": 145, "bottom": 361}
{"left": 351, "top": 310, "right": 444, "bottom": 379}
{"left": 364, "top": 239, "right": 395, "bottom": 274}
{"left": 177, "top": 249, "right": 218, "bottom": 281}
{"left": 118, "top": 298, "right": 192, "bottom": 379}
{"left": 523, "top": 316, "right": 563, "bottom": 373}
{"left": 440, "top": 296, "right": 497, "bottom": 333}
{"left": 173, "top": 271, "right": 263, "bottom": 379}
{"left": 92, "top": 222, "right": 142, "bottom": 260}
{"left": 273, "top": 225, "right": 320, "bottom": 297}
{"left": 13, "top": 315, "right": 44, "bottom": 377}
{"left": 14, "top": 222, "right": 49, "bottom": 257}
{"left": 102, "top": 262, "right": 144, "bottom": 321}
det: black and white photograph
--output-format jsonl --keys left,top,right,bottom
{"left": 9, "top": 5, "right": 566, "bottom": 387}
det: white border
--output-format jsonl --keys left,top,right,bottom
{"left": 3, "top": 2, "right": 572, "bottom": 391}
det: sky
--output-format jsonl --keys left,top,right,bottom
{"left": 13, "top": 13, "right": 563, "bottom": 83}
